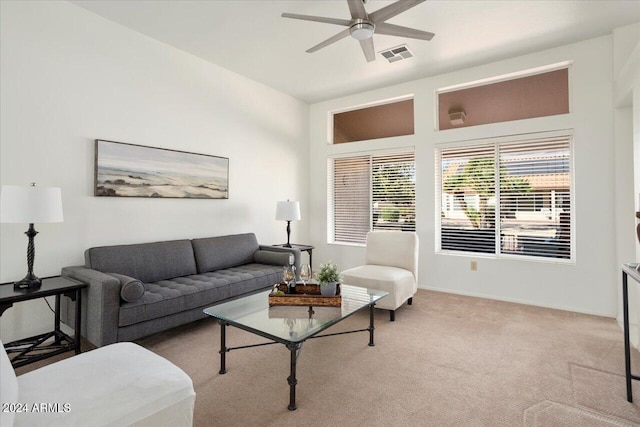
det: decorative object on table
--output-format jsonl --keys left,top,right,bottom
{"left": 94, "top": 139, "right": 229, "bottom": 199}
{"left": 268, "top": 282, "right": 342, "bottom": 307}
{"left": 282, "top": 265, "right": 296, "bottom": 294}
{"left": 299, "top": 264, "right": 312, "bottom": 285}
{"left": 275, "top": 199, "right": 300, "bottom": 247}
{"left": 316, "top": 261, "right": 341, "bottom": 296}
{"left": 0, "top": 183, "right": 64, "bottom": 291}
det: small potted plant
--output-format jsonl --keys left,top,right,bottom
{"left": 316, "top": 261, "right": 341, "bottom": 296}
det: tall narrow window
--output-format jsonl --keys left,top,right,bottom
{"left": 329, "top": 150, "right": 415, "bottom": 245}
{"left": 437, "top": 133, "right": 572, "bottom": 260}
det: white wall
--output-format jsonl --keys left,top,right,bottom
{"left": 612, "top": 23, "right": 640, "bottom": 344}
{"left": 0, "top": 1, "right": 309, "bottom": 342}
{"left": 310, "top": 35, "right": 619, "bottom": 317}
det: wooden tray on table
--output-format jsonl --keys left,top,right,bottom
{"left": 268, "top": 283, "right": 342, "bottom": 308}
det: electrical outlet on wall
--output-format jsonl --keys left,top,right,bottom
{"left": 470, "top": 261, "right": 478, "bottom": 271}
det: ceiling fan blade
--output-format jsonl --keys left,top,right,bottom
{"left": 359, "top": 38, "right": 376, "bottom": 62}
{"left": 306, "top": 28, "right": 351, "bottom": 53}
{"left": 347, "top": 0, "right": 368, "bottom": 20}
{"left": 281, "top": 13, "right": 351, "bottom": 27}
{"left": 375, "top": 22, "right": 435, "bottom": 40}
{"left": 369, "top": 0, "right": 426, "bottom": 24}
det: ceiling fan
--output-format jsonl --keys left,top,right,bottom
{"left": 281, "top": 0, "right": 434, "bottom": 63}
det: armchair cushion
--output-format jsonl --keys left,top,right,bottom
{"left": 365, "top": 231, "right": 418, "bottom": 279}
{"left": 342, "top": 265, "right": 416, "bottom": 311}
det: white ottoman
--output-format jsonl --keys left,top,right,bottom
{"left": 1, "top": 341, "right": 195, "bottom": 427}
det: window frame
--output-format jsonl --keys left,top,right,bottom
{"left": 435, "top": 130, "right": 575, "bottom": 263}
{"left": 328, "top": 148, "right": 416, "bottom": 246}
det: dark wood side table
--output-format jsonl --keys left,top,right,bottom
{"left": 622, "top": 263, "right": 640, "bottom": 401}
{"left": 0, "top": 276, "right": 87, "bottom": 368}
{"left": 271, "top": 243, "right": 314, "bottom": 269}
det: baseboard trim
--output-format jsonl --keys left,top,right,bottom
{"left": 420, "top": 285, "right": 615, "bottom": 319}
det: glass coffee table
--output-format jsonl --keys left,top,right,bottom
{"left": 203, "top": 284, "right": 388, "bottom": 410}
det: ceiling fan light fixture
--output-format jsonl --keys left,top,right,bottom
{"left": 350, "top": 21, "right": 375, "bottom": 40}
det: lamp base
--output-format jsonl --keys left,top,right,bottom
{"left": 14, "top": 274, "right": 42, "bottom": 292}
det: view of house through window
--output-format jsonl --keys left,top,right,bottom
{"left": 329, "top": 150, "right": 415, "bottom": 245}
{"left": 437, "top": 133, "right": 572, "bottom": 260}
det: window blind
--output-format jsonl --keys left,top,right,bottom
{"left": 329, "top": 150, "right": 415, "bottom": 245}
{"left": 330, "top": 155, "right": 371, "bottom": 244}
{"left": 437, "top": 133, "right": 572, "bottom": 260}
{"left": 438, "top": 144, "right": 497, "bottom": 254}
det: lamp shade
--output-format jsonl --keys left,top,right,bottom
{"left": 1, "top": 184, "right": 63, "bottom": 223}
{"left": 275, "top": 200, "right": 301, "bottom": 221}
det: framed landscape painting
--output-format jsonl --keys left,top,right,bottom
{"left": 95, "top": 140, "right": 229, "bottom": 199}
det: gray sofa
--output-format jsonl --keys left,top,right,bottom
{"left": 62, "top": 233, "right": 299, "bottom": 347}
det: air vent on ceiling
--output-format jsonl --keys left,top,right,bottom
{"left": 379, "top": 45, "right": 414, "bottom": 63}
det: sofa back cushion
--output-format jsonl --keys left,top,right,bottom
{"left": 85, "top": 240, "right": 197, "bottom": 283}
{"left": 192, "top": 233, "right": 259, "bottom": 273}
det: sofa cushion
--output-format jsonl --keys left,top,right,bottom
{"left": 192, "top": 233, "right": 259, "bottom": 274}
{"left": 253, "top": 249, "right": 292, "bottom": 266}
{"left": 110, "top": 273, "right": 145, "bottom": 303}
{"left": 85, "top": 240, "right": 197, "bottom": 284}
{"left": 118, "top": 263, "right": 281, "bottom": 327}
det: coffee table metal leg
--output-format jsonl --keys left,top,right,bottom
{"left": 219, "top": 321, "right": 227, "bottom": 375}
{"left": 287, "top": 342, "right": 301, "bottom": 410}
{"left": 368, "top": 303, "right": 375, "bottom": 347}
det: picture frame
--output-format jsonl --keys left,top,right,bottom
{"left": 94, "top": 139, "right": 229, "bottom": 199}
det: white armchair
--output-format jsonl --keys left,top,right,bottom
{"left": 341, "top": 231, "right": 419, "bottom": 321}
{"left": 1, "top": 341, "right": 195, "bottom": 427}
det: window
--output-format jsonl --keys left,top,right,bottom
{"left": 437, "top": 66, "right": 570, "bottom": 130}
{"left": 436, "top": 132, "right": 572, "bottom": 260}
{"left": 329, "top": 150, "right": 415, "bottom": 245}
{"left": 332, "top": 98, "right": 414, "bottom": 144}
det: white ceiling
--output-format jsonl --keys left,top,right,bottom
{"left": 70, "top": 0, "right": 640, "bottom": 104}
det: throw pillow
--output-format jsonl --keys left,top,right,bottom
{"left": 110, "top": 273, "right": 145, "bottom": 303}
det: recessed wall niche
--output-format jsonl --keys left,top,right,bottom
{"left": 332, "top": 98, "right": 414, "bottom": 144}
{"left": 438, "top": 68, "right": 569, "bottom": 130}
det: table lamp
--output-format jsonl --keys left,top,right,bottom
{"left": 1, "top": 183, "right": 64, "bottom": 291}
{"left": 276, "top": 200, "right": 300, "bottom": 248}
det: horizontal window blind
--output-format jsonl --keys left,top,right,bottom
{"left": 437, "top": 133, "right": 572, "bottom": 261}
{"left": 372, "top": 152, "right": 416, "bottom": 233}
{"left": 439, "top": 145, "right": 497, "bottom": 253}
{"left": 329, "top": 150, "right": 415, "bottom": 245}
{"left": 499, "top": 136, "right": 571, "bottom": 259}
{"left": 330, "top": 155, "right": 371, "bottom": 244}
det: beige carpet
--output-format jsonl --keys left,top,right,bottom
{"left": 16, "top": 290, "right": 640, "bottom": 426}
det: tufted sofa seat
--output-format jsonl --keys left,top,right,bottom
{"left": 62, "top": 233, "right": 299, "bottom": 347}
{"left": 118, "top": 264, "right": 282, "bottom": 327}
